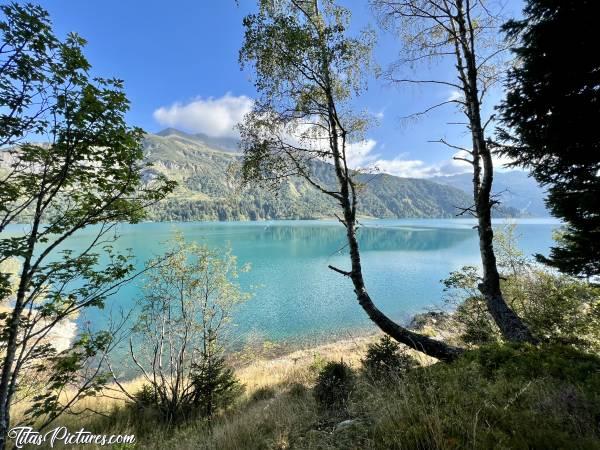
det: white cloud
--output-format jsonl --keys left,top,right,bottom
{"left": 446, "top": 90, "right": 463, "bottom": 102}
{"left": 153, "top": 93, "right": 253, "bottom": 138}
{"left": 346, "top": 139, "right": 379, "bottom": 168}
{"left": 369, "top": 156, "right": 469, "bottom": 178}
{"left": 343, "top": 140, "right": 518, "bottom": 179}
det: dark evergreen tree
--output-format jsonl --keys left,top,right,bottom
{"left": 498, "top": 0, "right": 600, "bottom": 278}
{"left": 191, "top": 353, "right": 243, "bottom": 419}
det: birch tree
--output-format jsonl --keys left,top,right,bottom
{"left": 239, "top": 0, "right": 463, "bottom": 361}
{"left": 371, "top": 0, "right": 536, "bottom": 343}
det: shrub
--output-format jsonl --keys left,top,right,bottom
{"left": 133, "top": 383, "right": 159, "bottom": 409}
{"left": 314, "top": 361, "right": 355, "bottom": 413}
{"left": 464, "top": 343, "right": 600, "bottom": 387}
{"left": 249, "top": 386, "right": 276, "bottom": 403}
{"left": 362, "top": 336, "right": 418, "bottom": 381}
{"left": 286, "top": 382, "right": 307, "bottom": 398}
{"left": 190, "top": 353, "right": 244, "bottom": 418}
{"left": 362, "top": 344, "right": 600, "bottom": 449}
{"left": 442, "top": 226, "right": 600, "bottom": 350}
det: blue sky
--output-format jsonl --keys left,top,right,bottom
{"left": 37, "top": 0, "right": 523, "bottom": 178}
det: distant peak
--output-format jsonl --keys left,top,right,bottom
{"left": 156, "top": 127, "right": 192, "bottom": 137}
{"left": 152, "top": 128, "right": 241, "bottom": 153}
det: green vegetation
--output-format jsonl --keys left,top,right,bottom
{"left": 31, "top": 224, "right": 599, "bottom": 449}
{"left": 362, "top": 335, "right": 418, "bottom": 381}
{"left": 0, "top": 3, "right": 173, "bottom": 447}
{"left": 313, "top": 361, "right": 355, "bottom": 414}
{"left": 141, "top": 131, "right": 509, "bottom": 222}
{"left": 499, "top": 0, "right": 600, "bottom": 278}
{"left": 443, "top": 226, "right": 600, "bottom": 351}
{"left": 112, "top": 236, "right": 248, "bottom": 422}
{"left": 1, "top": 0, "right": 599, "bottom": 448}
{"left": 35, "top": 342, "right": 600, "bottom": 450}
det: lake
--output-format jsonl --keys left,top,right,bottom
{"left": 16, "top": 218, "right": 559, "bottom": 346}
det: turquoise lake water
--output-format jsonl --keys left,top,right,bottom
{"left": 8, "top": 218, "right": 559, "bottom": 345}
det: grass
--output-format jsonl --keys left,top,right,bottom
{"left": 16, "top": 339, "right": 600, "bottom": 450}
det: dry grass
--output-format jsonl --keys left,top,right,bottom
{"left": 9, "top": 339, "right": 600, "bottom": 450}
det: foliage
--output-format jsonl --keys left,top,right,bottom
{"left": 498, "top": 0, "right": 600, "bottom": 278}
{"left": 45, "top": 343, "right": 600, "bottom": 450}
{"left": 238, "top": 0, "right": 373, "bottom": 190}
{"left": 314, "top": 361, "right": 355, "bottom": 413}
{"left": 443, "top": 266, "right": 500, "bottom": 346}
{"left": 443, "top": 226, "right": 600, "bottom": 350}
{"left": 0, "top": 3, "right": 174, "bottom": 445}
{"left": 0, "top": 258, "right": 19, "bottom": 304}
{"left": 121, "top": 235, "right": 249, "bottom": 422}
{"left": 190, "top": 354, "right": 244, "bottom": 418}
{"left": 362, "top": 336, "right": 417, "bottom": 381}
{"left": 357, "top": 344, "right": 600, "bottom": 450}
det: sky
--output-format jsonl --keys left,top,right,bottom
{"left": 36, "top": 0, "right": 524, "bottom": 178}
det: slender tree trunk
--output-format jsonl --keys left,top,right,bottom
{"left": 0, "top": 173, "right": 47, "bottom": 450}
{"left": 343, "top": 220, "right": 464, "bottom": 361}
{"left": 0, "top": 262, "right": 31, "bottom": 450}
{"left": 319, "top": 43, "right": 463, "bottom": 360}
{"left": 453, "top": 0, "right": 536, "bottom": 344}
{"left": 476, "top": 140, "right": 537, "bottom": 343}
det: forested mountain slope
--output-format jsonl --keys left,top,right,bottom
{"left": 142, "top": 130, "right": 518, "bottom": 221}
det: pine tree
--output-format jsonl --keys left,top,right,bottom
{"left": 498, "top": 0, "right": 600, "bottom": 278}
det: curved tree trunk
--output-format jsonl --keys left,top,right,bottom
{"left": 331, "top": 219, "right": 464, "bottom": 362}
{"left": 320, "top": 43, "right": 464, "bottom": 360}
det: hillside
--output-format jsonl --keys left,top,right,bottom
{"left": 430, "top": 171, "right": 550, "bottom": 217}
{"left": 0, "top": 131, "right": 521, "bottom": 221}
{"left": 143, "top": 130, "right": 517, "bottom": 221}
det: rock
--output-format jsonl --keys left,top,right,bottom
{"left": 409, "top": 311, "right": 452, "bottom": 330}
{"left": 334, "top": 419, "right": 360, "bottom": 432}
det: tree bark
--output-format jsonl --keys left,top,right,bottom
{"left": 339, "top": 221, "right": 464, "bottom": 362}
{"left": 453, "top": 0, "right": 537, "bottom": 344}
{"left": 317, "top": 23, "right": 464, "bottom": 360}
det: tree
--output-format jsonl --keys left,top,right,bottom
{"left": 443, "top": 225, "right": 600, "bottom": 350}
{"left": 498, "top": 0, "right": 600, "bottom": 279}
{"left": 239, "top": 0, "right": 463, "bottom": 361}
{"left": 111, "top": 236, "right": 248, "bottom": 422}
{"left": 0, "top": 4, "right": 174, "bottom": 448}
{"left": 371, "top": 0, "right": 535, "bottom": 343}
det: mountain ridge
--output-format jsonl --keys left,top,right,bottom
{"left": 141, "top": 131, "right": 520, "bottom": 221}
{"left": 430, "top": 171, "right": 549, "bottom": 217}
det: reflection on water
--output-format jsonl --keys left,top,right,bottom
{"left": 3, "top": 219, "right": 560, "bottom": 347}
{"left": 229, "top": 222, "right": 474, "bottom": 255}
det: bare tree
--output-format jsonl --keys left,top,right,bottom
{"left": 239, "top": 0, "right": 464, "bottom": 361}
{"left": 110, "top": 236, "right": 248, "bottom": 422}
{"left": 371, "top": 0, "right": 536, "bottom": 343}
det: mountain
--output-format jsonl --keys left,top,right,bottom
{"left": 156, "top": 128, "right": 240, "bottom": 153}
{"left": 141, "top": 131, "right": 518, "bottom": 222}
{"left": 0, "top": 131, "right": 521, "bottom": 221}
{"left": 430, "top": 171, "right": 550, "bottom": 217}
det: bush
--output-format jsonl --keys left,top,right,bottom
{"left": 362, "top": 336, "right": 418, "bottom": 381}
{"left": 463, "top": 343, "right": 600, "bottom": 387}
{"left": 286, "top": 382, "right": 307, "bottom": 398}
{"left": 249, "top": 386, "right": 276, "bottom": 403}
{"left": 360, "top": 344, "right": 600, "bottom": 449}
{"left": 133, "top": 383, "right": 159, "bottom": 409}
{"left": 190, "top": 354, "right": 244, "bottom": 418}
{"left": 314, "top": 361, "right": 355, "bottom": 413}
